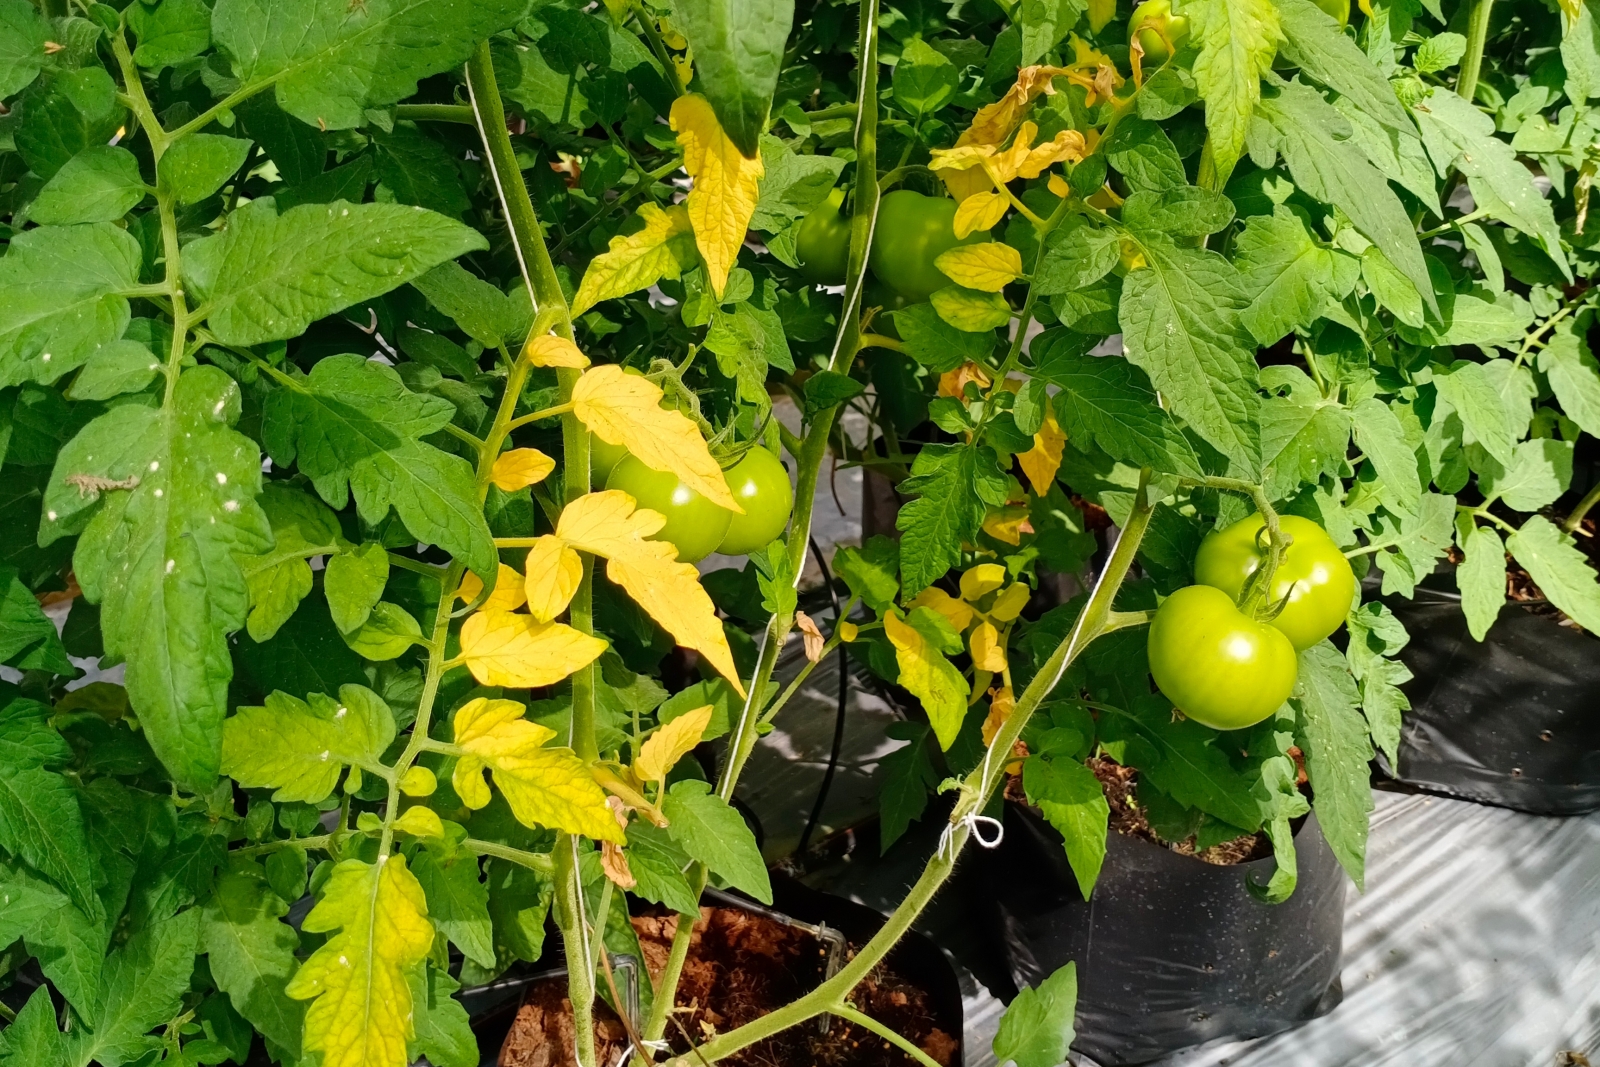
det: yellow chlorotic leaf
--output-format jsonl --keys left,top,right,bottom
{"left": 942, "top": 65, "right": 1069, "bottom": 200}
{"left": 936, "top": 243, "right": 1024, "bottom": 292}
{"left": 1048, "top": 173, "right": 1070, "bottom": 198}
{"left": 795, "top": 610, "right": 825, "bottom": 663}
{"left": 556, "top": 492, "right": 746, "bottom": 695}
{"left": 452, "top": 697, "right": 624, "bottom": 842}
{"left": 398, "top": 765, "right": 437, "bottom": 797}
{"left": 286, "top": 856, "right": 433, "bottom": 1067}
{"left": 990, "top": 583, "right": 1032, "bottom": 623}
{"left": 960, "top": 563, "right": 1008, "bottom": 601}
{"left": 636, "top": 704, "right": 713, "bottom": 782}
{"left": 393, "top": 806, "right": 444, "bottom": 838}
{"left": 908, "top": 587, "right": 975, "bottom": 632}
{"left": 932, "top": 286, "right": 1013, "bottom": 332}
{"left": 455, "top": 564, "right": 527, "bottom": 613}
{"left": 458, "top": 610, "right": 607, "bottom": 688}
{"left": 1019, "top": 129, "right": 1088, "bottom": 178}
{"left": 838, "top": 620, "right": 859, "bottom": 642}
{"left": 1019, "top": 414, "right": 1066, "bottom": 495}
{"left": 982, "top": 505, "right": 1032, "bottom": 546}
{"left": 524, "top": 334, "right": 589, "bottom": 368}
{"left": 572, "top": 202, "right": 696, "bottom": 316}
{"left": 671, "top": 93, "right": 764, "bottom": 299}
{"left": 884, "top": 611, "right": 968, "bottom": 751}
{"left": 938, "top": 361, "right": 992, "bottom": 399}
{"left": 572, "top": 364, "right": 739, "bottom": 512}
{"left": 970, "top": 620, "right": 1008, "bottom": 673}
{"left": 953, "top": 192, "right": 1009, "bottom": 239}
{"left": 1088, "top": 0, "right": 1116, "bottom": 31}
{"left": 491, "top": 448, "right": 556, "bottom": 492}
{"left": 928, "top": 144, "right": 997, "bottom": 173}
{"left": 523, "top": 535, "right": 584, "bottom": 624}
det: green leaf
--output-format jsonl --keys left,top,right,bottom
{"left": 1234, "top": 205, "right": 1359, "bottom": 345}
{"left": 241, "top": 486, "right": 345, "bottom": 642}
{"left": 879, "top": 721, "right": 936, "bottom": 851}
{"left": 1259, "top": 365, "right": 1351, "bottom": 502}
{"left": 1033, "top": 344, "right": 1201, "bottom": 476}
{"left": 0, "top": 767, "right": 100, "bottom": 919}
{"left": 1361, "top": 246, "right": 1424, "bottom": 327}
{"left": 1033, "top": 216, "right": 1121, "bottom": 295}
{"left": 342, "top": 600, "right": 422, "bottom": 660}
{"left": 1332, "top": 95, "right": 1440, "bottom": 213}
{"left": 662, "top": 779, "right": 771, "bottom": 902}
{"left": 1371, "top": 492, "right": 1456, "bottom": 597}
{"left": 1432, "top": 360, "right": 1514, "bottom": 468}
{"left": 1350, "top": 396, "right": 1421, "bottom": 516}
{"left": 1341, "top": 603, "right": 1410, "bottom": 765}
{"left": 893, "top": 303, "right": 994, "bottom": 372}
{"left": 1275, "top": 0, "right": 1410, "bottom": 133}
{"left": 1244, "top": 717, "right": 1308, "bottom": 904}
{"left": 931, "top": 285, "right": 1012, "bottom": 332}
{"left": 1186, "top": 0, "right": 1282, "bottom": 183}
{"left": 412, "top": 261, "right": 529, "bottom": 348}
{"left": 657, "top": 677, "right": 739, "bottom": 741}
{"left": 1507, "top": 515, "right": 1600, "bottom": 633}
{"left": 1537, "top": 320, "right": 1600, "bottom": 439}
{"left": 221, "top": 684, "right": 395, "bottom": 803}
{"left": 262, "top": 353, "right": 496, "bottom": 579}
{"left": 0, "top": 697, "right": 72, "bottom": 769}
{"left": 667, "top": 0, "right": 795, "bottom": 157}
{"left": 750, "top": 135, "right": 847, "bottom": 231}
{"left": 1257, "top": 80, "right": 1436, "bottom": 316}
{"left": 624, "top": 822, "right": 702, "bottom": 914}
{"left": 324, "top": 541, "right": 389, "bottom": 635}
{"left": 157, "top": 134, "right": 253, "bottom": 206}
{"left": 1099, "top": 697, "right": 1263, "bottom": 830}
{"left": 1020, "top": 0, "right": 1083, "bottom": 66}
{"left": 0, "top": 222, "right": 142, "bottom": 388}
{"left": 1121, "top": 187, "right": 1237, "bottom": 238}
{"left": 127, "top": 0, "right": 211, "bottom": 70}
{"left": 486, "top": 859, "right": 552, "bottom": 964}
{"left": 832, "top": 536, "right": 901, "bottom": 614}
{"left": 1455, "top": 517, "right": 1505, "bottom": 641}
{"left": 0, "top": 986, "right": 68, "bottom": 1067}
{"left": 70, "top": 909, "right": 199, "bottom": 1067}
{"left": 372, "top": 121, "right": 471, "bottom": 218}
{"left": 1562, "top": 0, "right": 1600, "bottom": 104}
{"left": 0, "top": 569, "right": 71, "bottom": 674}
{"left": 992, "top": 961, "right": 1077, "bottom": 1067}
{"left": 29, "top": 146, "right": 147, "bottom": 225}
{"left": 183, "top": 198, "right": 488, "bottom": 346}
{"left": 703, "top": 298, "right": 794, "bottom": 403}
{"left": 896, "top": 444, "right": 996, "bottom": 597}
{"left": 1103, "top": 117, "right": 1186, "bottom": 192}
{"left": 1393, "top": 284, "right": 1533, "bottom": 349}
{"left": 1119, "top": 239, "right": 1260, "bottom": 473}
{"left": 67, "top": 339, "right": 160, "bottom": 402}
{"left": 1023, "top": 756, "right": 1108, "bottom": 900}
{"left": 1412, "top": 31, "right": 1465, "bottom": 74}
{"left": 0, "top": 0, "right": 51, "bottom": 99}
{"left": 892, "top": 37, "right": 960, "bottom": 116}
{"left": 1292, "top": 642, "right": 1372, "bottom": 889}
{"left": 14, "top": 68, "right": 125, "bottom": 180}
{"left": 41, "top": 368, "right": 271, "bottom": 791}
{"left": 1480, "top": 438, "right": 1571, "bottom": 513}
{"left": 214, "top": 0, "right": 527, "bottom": 130}
{"left": 408, "top": 965, "right": 477, "bottom": 1067}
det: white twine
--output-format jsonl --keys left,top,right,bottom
{"left": 937, "top": 812, "right": 1005, "bottom": 864}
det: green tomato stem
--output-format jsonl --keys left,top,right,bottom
{"left": 1456, "top": 0, "right": 1494, "bottom": 104}
{"left": 828, "top": 1003, "right": 945, "bottom": 1067}
{"left": 1563, "top": 480, "right": 1600, "bottom": 533}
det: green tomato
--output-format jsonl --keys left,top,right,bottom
{"left": 868, "top": 189, "right": 989, "bottom": 302}
{"left": 1193, "top": 514, "right": 1357, "bottom": 651}
{"left": 590, "top": 435, "right": 630, "bottom": 484}
{"left": 1128, "top": 0, "right": 1190, "bottom": 65}
{"left": 605, "top": 456, "right": 732, "bottom": 564}
{"left": 716, "top": 448, "right": 794, "bottom": 555}
{"left": 797, "top": 188, "right": 851, "bottom": 286}
{"left": 1147, "top": 585, "right": 1299, "bottom": 732}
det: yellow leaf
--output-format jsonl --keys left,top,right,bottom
{"left": 953, "top": 191, "right": 1009, "bottom": 239}
{"left": 970, "top": 620, "right": 1008, "bottom": 673}
{"left": 671, "top": 93, "right": 764, "bottom": 299}
{"left": 982, "top": 685, "right": 1015, "bottom": 747}
{"left": 884, "top": 611, "right": 968, "bottom": 751}
{"left": 938, "top": 361, "right": 992, "bottom": 398}
{"left": 936, "top": 243, "right": 1024, "bottom": 292}
{"left": 1019, "top": 413, "right": 1066, "bottom": 495}
{"left": 942, "top": 65, "right": 1070, "bottom": 200}
{"left": 795, "top": 610, "right": 825, "bottom": 663}
{"left": 556, "top": 492, "right": 745, "bottom": 694}
{"left": 523, "top": 535, "right": 583, "bottom": 624}
{"left": 1088, "top": 0, "right": 1116, "bottom": 31}
{"left": 1019, "top": 129, "right": 1088, "bottom": 178}
{"left": 981, "top": 505, "right": 1032, "bottom": 546}
{"left": 907, "top": 587, "right": 975, "bottom": 632}
{"left": 838, "top": 620, "right": 859, "bottom": 642}
{"left": 931, "top": 285, "right": 1012, "bottom": 331}
{"left": 928, "top": 144, "right": 997, "bottom": 173}
{"left": 455, "top": 564, "right": 527, "bottom": 613}
{"left": 491, "top": 448, "right": 555, "bottom": 492}
{"left": 286, "top": 856, "right": 433, "bottom": 1067}
{"left": 524, "top": 334, "right": 589, "bottom": 368}
{"left": 458, "top": 610, "right": 607, "bottom": 688}
{"left": 452, "top": 697, "right": 624, "bottom": 842}
{"left": 393, "top": 806, "right": 444, "bottom": 838}
{"left": 572, "top": 202, "right": 696, "bottom": 316}
{"left": 398, "top": 765, "right": 436, "bottom": 796}
{"left": 960, "top": 563, "right": 1008, "bottom": 601}
{"left": 989, "top": 583, "right": 1032, "bottom": 623}
{"left": 572, "top": 364, "right": 739, "bottom": 512}
{"left": 636, "top": 704, "right": 712, "bottom": 782}
{"left": 1048, "top": 173, "right": 1070, "bottom": 198}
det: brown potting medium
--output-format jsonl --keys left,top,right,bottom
{"left": 498, "top": 906, "right": 959, "bottom": 1067}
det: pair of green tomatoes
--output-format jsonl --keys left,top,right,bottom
{"left": 796, "top": 188, "right": 987, "bottom": 301}
{"left": 1147, "top": 515, "right": 1357, "bottom": 731}
{"left": 594, "top": 439, "right": 794, "bottom": 563}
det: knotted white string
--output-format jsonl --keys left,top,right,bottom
{"left": 937, "top": 812, "right": 1005, "bottom": 863}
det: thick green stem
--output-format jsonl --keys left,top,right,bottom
{"left": 829, "top": 1004, "right": 944, "bottom": 1067}
{"left": 1564, "top": 480, "right": 1600, "bottom": 533}
{"left": 394, "top": 103, "right": 475, "bottom": 124}
{"left": 1456, "top": 0, "right": 1493, "bottom": 103}
{"left": 553, "top": 834, "right": 599, "bottom": 1067}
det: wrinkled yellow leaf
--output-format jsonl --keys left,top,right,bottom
{"left": 1019, "top": 413, "right": 1066, "bottom": 495}
{"left": 960, "top": 563, "right": 1008, "bottom": 601}
{"left": 458, "top": 610, "right": 607, "bottom": 688}
{"left": 286, "top": 856, "right": 433, "bottom": 1067}
{"left": 942, "top": 65, "right": 1070, "bottom": 200}
{"left": 981, "top": 506, "right": 1032, "bottom": 546}
{"left": 491, "top": 448, "right": 555, "bottom": 492}
{"left": 795, "top": 611, "right": 825, "bottom": 663}
{"left": 938, "top": 362, "right": 992, "bottom": 398}
{"left": 452, "top": 697, "right": 624, "bottom": 842}
{"left": 393, "top": 806, "right": 444, "bottom": 838}
{"left": 399, "top": 765, "right": 437, "bottom": 797}
{"left": 523, "top": 535, "right": 584, "bottom": 624}
{"left": 572, "top": 364, "right": 739, "bottom": 512}
{"left": 524, "top": 334, "right": 589, "bottom": 368}
{"left": 970, "top": 620, "right": 1008, "bottom": 673}
{"left": 455, "top": 564, "right": 528, "bottom": 613}
{"left": 572, "top": 202, "right": 696, "bottom": 316}
{"left": 601, "top": 840, "right": 635, "bottom": 888}
{"left": 990, "top": 583, "right": 1032, "bottom": 623}
{"left": 671, "top": 93, "right": 764, "bottom": 299}
{"left": 936, "top": 243, "right": 1024, "bottom": 292}
{"left": 884, "top": 611, "right": 968, "bottom": 751}
{"left": 636, "top": 704, "right": 712, "bottom": 782}
{"left": 982, "top": 684, "right": 1015, "bottom": 746}
{"left": 908, "top": 587, "right": 975, "bottom": 632}
{"left": 556, "top": 492, "right": 745, "bottom": 694}
{"left": 953, "top": 191, "right": 1009, "bottom": 239}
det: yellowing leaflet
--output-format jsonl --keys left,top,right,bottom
{"left": 671, "top": 93, "right": 764, "bottom": 300}
{"left": 458, "top": 609, "right": 607, "bottom": 688}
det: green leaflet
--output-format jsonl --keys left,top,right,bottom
{"left": 0, "top": 698, "right": 73, "bottom": 769}
{"left": 992, "top": 961, "right": 1077, "bottom": 1067}
{"left": 156, "top": 133, "right": 254, "bottom": 206}
{"left": 623, "top": 822, "right": 702, "bottom": 913}
{"left": 1342, "top": 603, "right": 1411, "bottom": 766}
{"left": 1259, "top": 365, "right": 1350, "bottom": 502}
{"left": 262, "top": 354, "right": 496, "bottom": 579}
{"left": 879, "top": 721, "right": 937, "bottom": 851}
{"left": 1185, "top": 0, "right": 1282, "bottom": 184}
{"left": 891, "top": 37, "right": 960, "bottom": 117}
{"left": 1275, "top": 0, "right": 1410, "bottom": 133}
{"left": 183, "top": 198, "right": 488, "bottom": 346}
{"left": 1479, "top": 438, "right": 1572, "bottom": 513}
{"left": 412, "top": 260, "right": 531, "bottom": 347}
{"left": 324, "top": 541, "right": 390, "bottom": 635}
{"left": 213, "top": 0, "right": 527, "bottom": 129}
{"left": 1020, "top": 0, "right": 1083, "bottom": 65}
{"left": 895, "top": 443, "right": 1007, "bottom": 596}
{"left": 29, "top": 146, "right": 148, "bottom": 225}
{"left": 127, "top": 0, "right": 211, "bottom": 69}
{"left": 1097, "top": 689, "right": 1263, "bottom": 831}
{"left": 40, "top": 367, "right": 272, "bottom": 792}
{"left": 0, "top": 768, "right": 101, "bottom": 921}
{"left": 1033, "top": 215, "right": 1121, "bottom": 296}
{"left": 1507, "top": 516, "right": 1600, "bottom": 634}
{"left": 0, "top": 986, "right": 68, "bottom": 1067}
{"left": 661, "top": 779, "right": 772, "bottom": 903}
{"left": 221, "top": 684, "right": 396, "bottom": 803}
{"left": 1350, "top": 396, "right": 1421, "bottom": 516}
{"left": 750, "top": 134, "right": 847, "bottom": 231}
{"left": 1032, "top": 344, "right": 1201, "bottom": 476}
{"left": 668, "top": 0, "right": 795, "bottom": 157}
{"left": 69, "top": 909, "right": 200, "bottom": 1067}
{"left": 408, "top": 966, "right": 478, "bottom": 1067}
{"left": 894, "top": 302, "right": 996, "bottom": 372}
{"left": 1432, "top": 360, "right": 1515, "bottom": 468}
{"left": 0, "top": 223, "right": 141, "bottom": 388}
{"left": 372, "top": 121, "right": 473, "bottom": 218}
{"left": 1234, "top": 205, "right": 1360, "bottom": 346}
{"left": 1537, "top": 320, "right": 1600, "bottom": 438}
{"left": 1293, "top": 642, "right": 1373, "bottom": 889}
{"left": 240, "top": 485, "right": 346, "bottom": 642}
{"left": 0, "top": 568, "right": 72, "bottom": 673}
{"left": 1023, "top": 755, "right": 1109, "bottom": 900}
{"left": 1370, "top": 492, "right": 1456, "bottom": 598}
{"left": 412, "top": 848, "right": 496, "bottom": 969}
{"left": 0, "top": 0, "right": 51, "bottom": 99}
{"left": 1455, "top": 517, "right": 1506, "bottom": 642}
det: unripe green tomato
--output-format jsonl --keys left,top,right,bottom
{"left": 605, "top": 456, "right": 732, "bottom": 563}
{"left": 1193, "top": 513, "right": 1357, "bottom": 651}
{"left": 590, "top": 435, "right": 630, "bottom": 484}
{"left": 1128, "top": 0, "right": 1190, "bottom": 65}
{"left": 797, "top": 188, "right": 851, "bottom": 286}
{"left": 868, "top": 189, "right": 988, "bottom": 302}
{"left": 1147, "top": 585, "right": 1299, "bottom": 731}
{"left": 716, "top": 448, "right": 794, "bottom": 555}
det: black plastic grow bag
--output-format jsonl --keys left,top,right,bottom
{"left": 1380, "top": 586, "right": 1600, "bottom": 816}
{"left": 987, "top": 803, "right": 1344, "bottom": 1066}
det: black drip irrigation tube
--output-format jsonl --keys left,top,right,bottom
{"left": 796, "top": 535, "right": 851, "bottom": 857}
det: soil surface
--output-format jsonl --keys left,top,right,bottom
{"left": 498, "top": 907, "right": 958, "bottom": 1067}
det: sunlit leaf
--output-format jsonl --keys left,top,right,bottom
{"left": 884, "top": 610, "right": 968, "bottom": 750}
{"left": 457, "top": 610, "right": 607, "bottom": 688}
{"left": 671, "top": 93, "right": 765, "bottom": 299}
{"left": 455, "top": 563, "right": 528, "bottom": 613}
{"left": 523, "top": 536, "right": 582, "bottom": 623}
{"left": 571, "top": 203, "right": 697, "bottom": 316}
{"left": 490, "top": 448, "right": 555, "bottom": 492}
{"left": 636, "top": 705, "right": 712, "bottom": 782}
{"left": 222, "top": 685, "right": 396, "bottom": 803}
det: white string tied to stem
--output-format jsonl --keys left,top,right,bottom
{"left": 937, "top": 812, "right": 1005, "bottom": 864}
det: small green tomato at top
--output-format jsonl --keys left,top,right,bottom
{"left": 605, "top": 456, "right": 732, "bottom": 564}
{"left": 716, "top": 447, "right": 794, "bottom": 556}
{"left": 868, "top": 189, "right": 989, "bottom": 302}
{"left": 796, "top": 188, "right": 851, "bottom": 286}
{"left": 1147, "top": 585, "right": 1299, "bottom": 732}
{"left": 1128, "top": 0, "right": 1190, "bottom": 65}
{"left": 1193, "top": 513, "right": 1357, "bottom": 651}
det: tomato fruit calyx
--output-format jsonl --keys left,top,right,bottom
{"left": 716, "top": 447, "right": 795, "bottom": 556}
{"left": 1193, "top": 513, "right": 1357, "bottom": 651}
{"left": 1147, "top": 585, "right": 1299, "bottom": 732}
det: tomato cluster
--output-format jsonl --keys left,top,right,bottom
{"left": 796, "top": 188, "right": 988, "bottom": 302}
{"left": 604, "top": 446, "right": 794, "bottom": 563}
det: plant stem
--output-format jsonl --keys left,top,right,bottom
{"left": 1456, "top": 0, "right": 1494, "bottom": 103}
{"left": 463, "top": 838, "right": 556, "bottom": 873}
{"left": 828, "top": 1004, "right": 944, "bottom": 1067}
{"left": 1564, "top": 480, "right": 1600, "bottom": 533}
{"left": 393, "top": 103, "right": 475, "bottom": 124}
